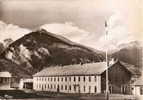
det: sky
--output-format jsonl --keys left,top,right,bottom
{"left": 0, "top": 0, "right": 142, "bottom": 50}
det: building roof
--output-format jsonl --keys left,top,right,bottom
{"left": 20, "top": 78, "right": 33, "bottom": 83}
{"left": 33, "top": 62, "right": 107, "bottom": 77}
{"left": 132, "top": 77, "right": 143, "bottom": 86}
{"left": 33, "top": 60, "right": 137, "bottom": 77}
{"left": 118, "top": 61, "right": 139, "bottom": 75}
{"left": 0, "top": 71, "right": 12, "bottom": 77}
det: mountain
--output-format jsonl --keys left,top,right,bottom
{"left": 0, "top": 29, "right": 104, "bottom": 76}
{"left": 0, "top": 38, "right": 14, "bottom": 55}
{"left": 0, "top": 42, "right": 4, "bottom": 54}
{"left": 111, "top": 41, "right": 143, "bottom": 73}
{"left": 0, "top": 59, "right": 31, "bottom": 78}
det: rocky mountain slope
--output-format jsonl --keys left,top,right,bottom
{"left": 0, "top": 59, "right": 31, "bottom": 78}
{"left": 0, "top": 29, "right": 104, "bottom": 76}
{"left": 111, "top": 41, "right": 143, "bottom": 71}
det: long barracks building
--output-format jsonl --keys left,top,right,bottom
{"left": 33, "top": 61, "right": 138, "bottom": 94}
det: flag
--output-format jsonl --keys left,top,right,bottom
{"left": 105, "top": 21, "right": 108, "bottom": 35}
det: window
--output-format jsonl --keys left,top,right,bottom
{"left": 69, "top": 77, "right": 71, "bottom": 81}
{"left": 89, "top": 76, "right": 91, "bottom": 82}
{"left": 51, "top": 84, "right": 52, "bottom": 89}
{"left": 69, "top": 85, "right": 71, "bottom": 90}
{"left": 74, "top": 85, "right": 76, "bottom": 91}
{"left": 65, "top": 77, "right": 67, "bottom": 81}
{"left": 74, "top": 77, "right": 76, "bottom": 82}
{"left": 58, "top": 77, "right": 59, "bottom": 81}
{"left": 140, "top": 86, "right": 143, "bottom": 95}
{"left": 83, "top": 76, "right": 85, "bottom": 82}
{"left": 78, "top": 76, "right": 80, "bottom": 82}
{"left": 65, "top": 85, "right": 67, "bottom": 90}
{"left": 51, "top": 77, "right": 53, "bottom": 81}
{"left": 61, "top": 85, "right": 63, "bottom": 90}
{"left": 36, "top": 84, "right": 38, "bottom": 89}
{"left": 94, "top": 76, "right": 96, "bottom": 82}
{"left": 42, "top": 85, "right": 44, "bottom": 90}
{"left": 54, "top": 77, "right": 56, "bottom": 81}
{"left": 61, "top": 77, "right": 63, "bottom": 81}
{"left": 94, "top": 86, "right": 97, "bottom": 93}
{"left": 83, "top": 86, "right": 86, "bottom": 92}
{"left": 89, "top": 86, "right": 91, "bottom": 93}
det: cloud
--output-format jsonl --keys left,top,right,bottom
{"left": 40, "top": 19, "right": 136, "bottom": 51}
{"left": 40, "top": 22, "right": 90, "bottom": 43}
{"left": 0, "top": 19, "right": 135, "bottom": 52}
{"left": 0, "top": 21, "right": 31, "bottom": 43}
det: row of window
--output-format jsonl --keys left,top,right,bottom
{"left": 0, "top": 78, "right": 13, "bottom": 83}
{"left": 36, "top": 84, "right": 97, "bottom": 93}
{"left": 36, "top": 76, "right": 96, "bottom": 82}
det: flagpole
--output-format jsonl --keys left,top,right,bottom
{"left": 105, "top": 21, "right": 109, "bottom": 100}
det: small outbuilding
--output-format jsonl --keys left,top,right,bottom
{"left": 19, "top": 78, "right": 33, "bottom": 90}
{"left": 131, "top": 77, "right": 143, "bottom": 96}
{"left": 0, "top": 71, "right": 18, "bottom": 90}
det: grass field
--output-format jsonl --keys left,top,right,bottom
{"left": 0, "top": 90, "right": 136, "bottom": 100}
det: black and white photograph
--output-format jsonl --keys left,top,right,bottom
{"left": 0, "top": 0, "right": 143, "bottom": 100}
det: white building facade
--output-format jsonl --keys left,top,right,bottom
{"left": 132, "top": 78, "right": 143, "bottom": 96}
{"left": 33, "top": 62, "right": 107, "bottom": 94}
{"left": 131, "top": 77, "right": 143, "bottom": 100}
{"left": 0, "top": 71, "right": 14, "bottom": 90}
{"left": 19, "top": 78, "right": 33, "bottom": 90}
{"left": 33, "top": 75, "right": 101, "bottom": 93}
